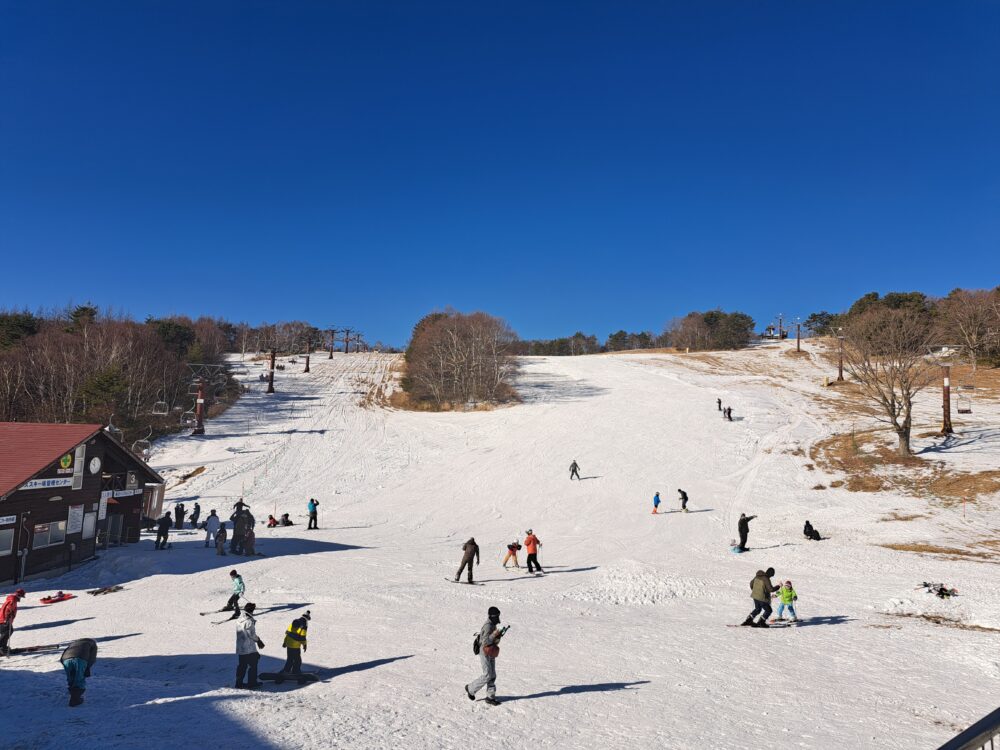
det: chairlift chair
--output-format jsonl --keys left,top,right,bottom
{"left": 187, "top": 381, "right": 202, "bottom": 395}
{"left": 131, "top": 427, "right": 153, "bottom": 460}
{"left": 105, "top": 414, "right": 124, "bottom": 443}
{"left": 957, "top": 386, "right": 973, "bottom": 415}
{"left": 151, "top": 400, "right": 169, "bottom": 416}
{"left": 180, "top": 408, "right": 199, "bottom": 428}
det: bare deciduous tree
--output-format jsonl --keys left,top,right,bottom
{"left": 844, "top": 307, "right": 936, "bottom": 456}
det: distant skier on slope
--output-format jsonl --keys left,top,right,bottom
{"left": 737, "top": 513, "right": 756, "bottom": 553}
{"left": 569, "top": 460, "right": 581, "bottom": 480}
{"left": 465, "top": 606, "right": 506, "bottom": 706}
{"left": 741, "top": 567, "right": 777, "bottom": 627}
{"left": 716, "top": 398, "right": 722, "bottom": 411}
{"left": 455, "top": 538, "right": 480, "bottom": 583}
{"left": 678, "top": 489, "right": 689, "bottom": 512}
{"left": 524, "top": 530, "right": 543, "bottom": 574}
{"left": 652, "top": 492, "right": 661, "bottom": 514}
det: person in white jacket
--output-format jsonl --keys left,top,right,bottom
{"left": 204, "top": 510, "right": 220, "bottom": 548}
{"left": 235, "top": 602, "right": 264, "bottom": 689}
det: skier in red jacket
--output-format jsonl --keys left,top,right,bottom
{"left": 1, "top": 588, "right": 26, "bottom": 656}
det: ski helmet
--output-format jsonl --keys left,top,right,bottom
{"left": 244, "top": 602, "right": 256, "bottom": 612}
{"left": 765, "top": 567, "right": 775, "bottom": 577}
{"left": 229, "top": 570, "right": 238, "bottom": 576}
{"left": 488, "top": 606, "right": 500, "bottom": 617}
{"left": 302, "top": 610, "right": 311, "bottom": 621}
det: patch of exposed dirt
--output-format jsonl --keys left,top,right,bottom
{"left": 170, "top": 465, "right": 206, "bottom": 489}
{"left": 887, "top": 612, "right": 1000, "bottom": 633}
{"left": 878, "top": 512, "right": 927, "bottom": 522}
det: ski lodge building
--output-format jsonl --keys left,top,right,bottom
{"left": 0, "top": 423, "right": 165, "bottom": 584}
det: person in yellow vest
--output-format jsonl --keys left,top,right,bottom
{"left": 278, "top": 610, "right": 311, "bottom": 683}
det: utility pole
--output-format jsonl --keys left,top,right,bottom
{"left": 778, "top": 313, "right": 784, "bottom": 340}
{"left": 796, "top": 322, "right": 801, "bottom": 353}
{"left": 836, "top": 327, "right": 845, "bottom": 382}
{"left": 267, "top": 349, "right": 276, "bottom": 394}
{"left": 192, "top": 379, "right": 206, "bottom": 435}
{"left": 304, "top": 335, "right": 311, "bottom": 373}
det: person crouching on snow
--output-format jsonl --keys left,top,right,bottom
{"left": 502, "top": 540, "right": 521, "bottom": 568}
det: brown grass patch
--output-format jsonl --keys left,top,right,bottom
{"left": 887, "top": 612, "right": 1000, "bottom": 633}
{"left": 878, "top": 512, "right": 927, "bottom": 522}
{"left": 170, "top": 465, "right": 206, "bottom": 489}
{"left": 880, "top": 542, "right": 994, "bottom": 561}
{"left": 812, "top": 483, "right": 826, "bottom": 490}
{"left": 783, "top": 349, "right": 810, "bottom": 358}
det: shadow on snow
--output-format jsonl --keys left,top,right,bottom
{"left": 504, "top": 680, "right": 650, "bottom": 702}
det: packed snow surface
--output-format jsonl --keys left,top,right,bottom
{"left": 2, "top": 344, "right": 998, "bottom": 749}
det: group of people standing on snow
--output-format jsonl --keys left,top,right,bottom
{"left": 457, "top": 530, "right": 543, "bottom": 583}
{"left": 652, "top": 489, "right": 689, "bottom": 514}
{"left": 716, "top": 398, "right": 735, "bottom": 421}
{"left": 741, "top": 567, "right": 799, "bottom": 627}
{"left": 224, "top": 568, "right": 313, "bottom": 689}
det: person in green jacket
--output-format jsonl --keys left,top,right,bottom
{"left": 775, "top": 580, "right": 798, "bottom": 622}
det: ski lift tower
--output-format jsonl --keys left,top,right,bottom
{"left": 328, "top": 327, "right": 339, "bottom": 359}
{"left": 303, "top": 336, "right": 311, "bottom": 373}
{"left": 185, "top": 363, "right": 227, "bottom": 436}
{"left": 266, "top": 349, "right": 276, "bottom": 394}
{"left": 926, "top": 345, "right": 964, "bottom": 436}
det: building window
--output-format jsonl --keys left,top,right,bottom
{"left": 0, "top": 528, "right": 13, "bottom": 557}
{"left": 82, "top": 513, "right": 96, "bottom": 540}
{"left": 32, "top": 521, "right": 67, "bottom": 549}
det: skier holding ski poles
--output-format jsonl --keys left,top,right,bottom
{"left": 223, "top": 570, "right": 245, "bottom": 616}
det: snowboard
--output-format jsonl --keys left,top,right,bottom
{"left": 40, "top": 593, "right": 76, "bottom": 604}
{"left": 258, "top": 671, "right": 319, "bottom": 684}
{"left": 8, "top": 642, "right": 67, "bottom": 654}
{"left": 87, "top": 586, "right": 124, "bottom": 596}
{"left": 446, "top": 578, "right": 485, "bottom": 586}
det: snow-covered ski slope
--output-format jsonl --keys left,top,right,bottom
{"left": 3, "top": 344, "right": 999, "bottom": 749}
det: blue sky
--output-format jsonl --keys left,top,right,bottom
{"left": 2, "top": 2, "right": 998, "bottom": 345}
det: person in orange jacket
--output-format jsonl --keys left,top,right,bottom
{"left": 524, "top": 530, "right": 543, "bottom": 574}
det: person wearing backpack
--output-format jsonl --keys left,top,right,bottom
{"left": 465, "top": 606, "right": 506, "bottom": 705}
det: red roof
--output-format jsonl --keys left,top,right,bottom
{"left": 0, "top": 423, "right": 103, "bottom": 498}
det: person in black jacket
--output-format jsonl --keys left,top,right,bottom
{"left": 803, "top": 520, "right": 821, "bottom": 541}
{"left": 737, "top": 513, "right": 756, "bottom": 552}
{"left": 61, "top": 638, "right": 98, "bottom": 706}
{"left": 678, "top": 489, "right": 689, "bottom": 513}
{"left": 189, "top": 502, "right": 201, "bottom": 529}
{"left": 155, "top": 513, "right": 173, "bottom": 550}
{"left": 455, "top": 538, "right": 480, "bottom": 583}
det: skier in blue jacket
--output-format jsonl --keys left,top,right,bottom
{"left": 307, "top": 498, "right": 319, "bottom": 530}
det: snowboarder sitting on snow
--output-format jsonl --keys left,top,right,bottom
{"left": 737, "top": 513, "right": 756, "bottom": 552}
{"left": 266, "top": 515, "right": 278, "bottom": 528}
{"left": 0, "top": 588, "right": 26, "bottom": 656}
{"left": 61, "top": 638, "right": 97, "bottom": 706}
{"left": 652, "top": 492, "right": 661, "bottom": 514}
{"left": 235, "top": 602, "right": 265, "bottom": 689}
{"left": 279, "top": 513, "right": 294, "bottom": 526}
{"left": 803, "top": 520, "right": 821, "bottom": 541}
{"left": 775, "top": 580, "right": 798, "bottom": 622}
{"left": 741, "top": 567, "right": 777, "bottom": 627}
{"left": 155, "top": 513, "right": 173, "bottom": 550}
{"left": 678, "top": 489, "right": 689, "bottom": 512}
{"left": 465, "top": 605, "right": 505, "bottom": 706}
{"left": 279, "top": 610, "right": 311, "bottom": 683}
{"left": 224, "top": 570, "right": 244, "bottom": 616}
{"left": 569, "top": 460, "right": 581, "bottom": 480}
{"left": 456, "top": 538, "right": 480, "bottom": 583}
{"left": 502, "top": 541, "right": 522, "bottom": 569}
